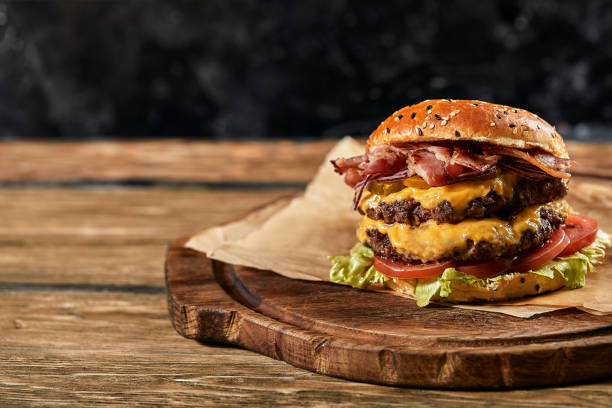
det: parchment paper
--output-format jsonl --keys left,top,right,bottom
{"left": 187, "top": 137, "right": 612, "bottom": 318}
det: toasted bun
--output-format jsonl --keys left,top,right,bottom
{"left": 383, "top": 271, "right": 566, "bottom": 303}
{"left": 368, "top": 99, "right": 569, "bottom": 159}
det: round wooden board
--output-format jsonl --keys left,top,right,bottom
{"left": 165, "top": 238, "right": 612, "bottom": 389}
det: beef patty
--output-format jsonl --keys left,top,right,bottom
{"left": 364, "top": 178, "right": 568, "bottom": 226}
{"left": 365, "top": 206, "right": 566, "bottom": 264}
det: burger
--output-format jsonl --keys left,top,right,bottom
{"left": 329, "top": 99, "right": 610, "bottom": 306}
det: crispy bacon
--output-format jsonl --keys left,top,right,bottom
{"left": 343, "top": 168, "right": 362, "bottom": 187}
{"left": 500, "top": 157, "right": 552, "bottom": 180}
{"left": 450, "top": 149, "right": 501, "bottom": 172}
{"left": 424, "top": 145, "right": 453, "bottom": 162}
{"left": 332, "top": 143, "right": 501, "bottom": 186}
{"left": 331, "top": 154, "right": 366, "bottom": 174}
{"left": 409, "top": 150, "right": 448, "bottom": 187}
{"left": 481, "top": 145, "right": 574, "bottom": 179}
{"left": 331, "top": 143, "right": 574, "bottom": 202}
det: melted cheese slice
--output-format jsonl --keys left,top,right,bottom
{"left": 357, "top": 200, "right": 569, "bottom": 262}
{"left": 360, "top": 172, "right": 520, "bottom": 214}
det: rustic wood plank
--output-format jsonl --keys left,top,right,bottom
{"left": 0, "top": 188, "right": 293, "bottom": 245}
{"left": 0, "top": 140, "right": 336, "bottom": 183}
{"left": 0, "top": 188, "right": 293, "bottom": 286}
{"left": 1, "top": 291, "right": 610, "bottom": 407}
{"left": 0, "top": 243, "right": 165, "bottom": 286}
{"left": 0, "top": 140, "right": 608, "bottom": 183}
{"left": 567, "top": 142, "right": 612, "bottom": 178}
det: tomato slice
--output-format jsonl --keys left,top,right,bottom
{"left": 512, "top": 229, "right": 569, "bottom": 272}
{"left": 373, "top": 256, "right": 454, "bottom": 279}
{"left": 456, "top": 257, "right": 513, "bottom": 279}
{"left": 558, "top": 214, "right": 599, "bottom": 257}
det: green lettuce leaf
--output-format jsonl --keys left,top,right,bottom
{"left": 328, "top": 231, "right": 610, "bottom": 306}
{"left": 329, "top": 243, "right": 389, "bottom": 288}
{"left": 414, "top": 268, "right": 487, "bottom": 306}
{"left": 532, "top": 230, "right": 611, "bottom": 289}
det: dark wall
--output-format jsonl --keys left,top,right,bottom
{"left": 2, "top": 1, "right": 612, "bottom": 139}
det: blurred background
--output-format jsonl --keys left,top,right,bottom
{"left": 1, "top": 0, "right": 612, "bottom": 141}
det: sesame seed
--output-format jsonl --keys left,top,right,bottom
{"left": 417, "top": 127, "right": 423, "bottom": 136}
{"left": 429, "top": 123, "right": 435, "bottom": 129}
{"left": 426, "top": 104, "right": 432, "bottom": 110}
{"left": 503, "top": 110, "right": 508, "bottom": 115}
{"left": 441, "top": 120, "right": 447, "bottom": 126}
{"left": 490, "top": 122, "right": 496, "bottom": 126}
{"left": 442, "top": 116, "right": 448, "bottom": 120}
{"left": 394, "top": 117, "right": 399, "bottom": 122}
{"left": 386, "top": 127, "right": 390, "bottom": 133}
{"left": 455, "top": 130, "right": 461, "bottom": 137}
{"left": 509, "top": 124, "right": 516, "bottom": 128}
{"left": 496, "top": 114, "right": 502, "bottom": 119}
{"left": 425, "top": 115, "right": 431, "bottom": 120}
{"left": 422, "top": 121, "right": 428, "bottom": 127}
{"left": 398, "top": 114, "right": 403, "bottom": 119}
{"left": 434, "top": 114, "right": 441, "bottom": 120}
{"left": 449, "top": 112, "right": 456, "bottom": 117}
{"left": 427, "top": 109, "right": 432, "bottom": 114}
{"left": 513, "top": 128, "right": 518, "bottom": 134}
{"left": 514, "top": 109, "right": 518, "bottom": 113}
{"left": 445, "top": 98, "right": 452, "bottom": 101}
{"left": 411, "top": 112, "right": 416, "bottom": 119}
{"left": 473, "top": 103, "right": 479, "bottom": 107}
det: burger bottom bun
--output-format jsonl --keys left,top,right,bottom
{"left": 382, "top": 270, "right": 566, "bottom": 303}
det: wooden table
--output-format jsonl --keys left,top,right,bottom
{"left": 1, "top": 139, "right": 611, "bottom": 407}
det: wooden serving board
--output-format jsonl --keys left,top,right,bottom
{"left": 166, "top": 237, "right": 612, "bottom": 389}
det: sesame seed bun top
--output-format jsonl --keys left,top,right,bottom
{"left": 367, "top": 99, "right": 569, "bottom": 158}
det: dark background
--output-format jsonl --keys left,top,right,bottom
{"left": 1, "top": 0, "right": 612, "bottom": 141}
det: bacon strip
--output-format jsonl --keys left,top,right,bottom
{"left": 408, "top": 150, "right": 448, "bottom": 187}
{"left": 481, "top": 145, "right": 574, "bottom": 179}
{"left": 450, "top": 149, "right": 501, "bottom": 172}
{"left": 332, "top": 143, "right": 574, "bottom": 199}
{"left": 501, "top": 158, "right": 552, "bottom": 180}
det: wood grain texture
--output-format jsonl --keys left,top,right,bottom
{"left": 0, "top": 140, "right": 609, "bottom": 183}
{"left": 0, "top": 139, "right": 336, "bottom": 183}
{"left": 2, "top": 292, "right": 610, "bottom": 407}
{"left": 1, "top": 140, "right": 612, "bottom": 406}
{"left": 0, "top": 188, "right": 292, "bottom": 286}
{"left": 166, "top": 238, "right": 612, "bottom": 390}
{"left": 0, "top": 188, "right": 292, "bottom": 245}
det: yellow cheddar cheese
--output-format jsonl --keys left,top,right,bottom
{"left": 357, "top": 200, "right": 569, "bottom": 262}
{"left": 360, "top": 172, "right": 520, "bottom": 215}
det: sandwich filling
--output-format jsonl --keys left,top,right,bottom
{"left": 360, "top": 171, "right": 568, "bottom": 225}
{"left": 330, "top": 148, "right": 607, "bottom": 305}
{"left": 358, "top": 200, "right": 569, "bottom": 263}
{"left": 330, "top": 232, "right": 610, "bottom": 306}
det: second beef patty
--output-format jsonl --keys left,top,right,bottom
{"left": 363, "top": 177, "right": 568, "bottom": 226}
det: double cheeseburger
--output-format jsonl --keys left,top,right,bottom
{"left": 329, "top": 99, "right": 609, "bottom": 306}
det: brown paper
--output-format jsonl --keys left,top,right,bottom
{"left": 187, "top": 137, "right": 612, "bottom": 318}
